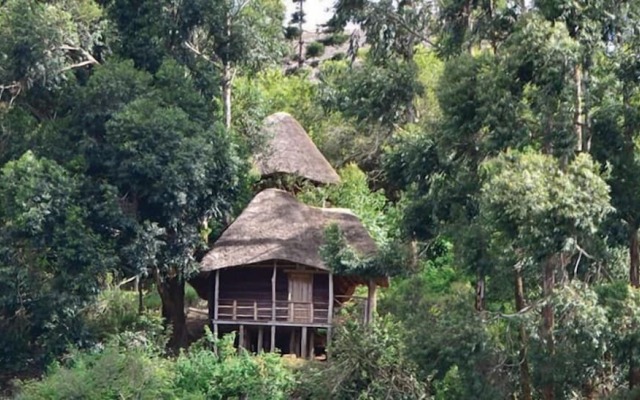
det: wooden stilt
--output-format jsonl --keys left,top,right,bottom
{"left": 328, "top": 273, "right": 334, "bottom": 325}
{"left": 257, "top": 326, "right": 264, "bottom": 352}
{"left": 239, "top": 325, "right": 245, "bottom": 351}
{"left": 290, "top": 328, "right": 297, "bottom": 356}
{"left": 214, "top": 270, "right": 219, "bottom": 320}
{"left": 272, "top": 262, "right": 277, "bottom": 322}
{"left": 301, "top": 327, "right": 308, "bottom": 359}
{"left": 270, "top": 325, "right": 276, "bottom": 352}
{"left": 308, "top": 328, "right": 315, "bottom": 359}
{"left": 326, "top": 327, "right": 332, "bottom": 359}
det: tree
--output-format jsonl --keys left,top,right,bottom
{"left": 480, "top": 151, "right": 612, "bottom": 399}
{"left": 91, "top": 60, "right": 246, "bottom": 349}
{"left": 0, "top": 0, "right": 103, "bottom": 110}
{"left": 0, "top": 152, "right": 117, "bottom": 372}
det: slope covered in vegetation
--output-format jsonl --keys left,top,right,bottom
{"left": 3, "top": 0, "right": 640, "bottom": 399}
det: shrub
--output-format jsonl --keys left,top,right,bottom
{"left": 319, "top": 33, "right": 349, "bottom": 47}
{"left": 306, "top": 42, "right": 325, "bottom": 58}
{"left": 84, "top": 286, "right": 164, "bottom": 341}
{"left": 285, "top": 26, "right": 301, "bottom": 40}
{"left": 173, "top": 328, "right": 295, "bottom": 399}
{"left": 16, "top": 341, "right": 174, "bottom": 400}
{"left": 331, "top": 52, "right": 347, "bottom": 61}
{"left": 293, "top": 317, "right": 427, "bottom": 399}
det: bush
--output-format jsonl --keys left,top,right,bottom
{"left": 319, "top": 33, "right": 349, "bottom": 47}
{"left": 16, "top": 328, "right": 296, "bottom": 400}
{"left": 331, "top": 52, "right": 347, "bottom": 61}
{"left": 306, "top": 42, "right": 325, "bottom": 58}
{"left": 173, "top": 328, "right": 295, "bottom": 399}
{"left": 285, "top": 25, "right": 301, "bottom": 40}
{"left": 16, "top": 341, "right": 174, "bottom": 400}
{"left": 84, "top": 286, "right": 164, "bottom": 341}
{"left": 293, "top": 317, "right": 427, "bottom": 399}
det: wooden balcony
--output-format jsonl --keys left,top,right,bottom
{"left": 217, "top": 299, "right": 330, "bottom": 324}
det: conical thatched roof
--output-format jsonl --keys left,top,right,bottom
{"left": 254, "top": 112, "right": 340, "bottom": 185}
{"left": 200, "top": 189, "right": 379, "bottom": 276}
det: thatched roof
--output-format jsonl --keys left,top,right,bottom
{"left": 201, "top": 189, "right": 382, "bottom": 280}
{"left": 254, "top": 112, "right": 340, "bottom": 185}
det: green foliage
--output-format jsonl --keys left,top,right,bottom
{"left": 480, "top": 151, "right": 612, "bottom": 259}
{"left": 318, "top": 33, "right": 350, "bottom": 47}
{"left": 306, "top": 42, "right": 326, "bottom": 58}
{"left": 0, "top": 0, "right": 104, "bottom": 97}
{"left": 173, "top": 329, "right": 295, "bottom": 399}
{"left": 17, "top": 329, "right": 295, "bottom": 400}
{"left": 16, "top": 339, "right": 174, "bottom": 400}
{"left": 0, "top": 151, "right": 117, "bottom": 372}
{"left": 321, "top": 218, "right": 413, "bottom": 279}
{"left": 299, "top": 164, "right": 399, "bottom": 243}
{"left": 381, "top": 243, "right": 513, "bottom": 398}
{"left": 284, "top": 26, "right": 301, "bottom": 40}
{"left": 294, "top": 317, "right": 427, "bottom": 400}
{"left": 233, "top": 68, "right": 323, "bottom": 141}
{"left": 319, "top": 58, "right": 423, "bottom": 127}
{"left": 523, "top": 283, "right": 612, "bottom": 397}
{"left": 83, "top": 285, "right": 164, "bottom": 341}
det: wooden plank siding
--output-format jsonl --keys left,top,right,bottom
{"left": 215, "top": 263, "right": 332, "bottom": 325}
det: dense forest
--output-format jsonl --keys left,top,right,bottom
{"left": 2, "top": 0, "right": 640, "bottom": 399}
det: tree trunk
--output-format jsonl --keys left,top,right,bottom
{"left": 137, "top": 275, "right": 144, "bottom": 314}
{"left": 157, "top": 273, "right": 187, "bottom": 351}
{"left": 582, "top": 64, "right": 591, "bottom": 152}
{"left": 515, "top": 269, "right": 532, "bottom": 400}
{"left": 366, "top": 279, "right": 377, "bottom": 324}
{"left": 630, "top": 228, "right": 639, "bottom": 288}
{"left": 223, "top": 11, "right": 232, "bottom": 130}
{"left": 475, "top": 269, "right": 485, "bottom": 311}
{"left": 223, "top": 63, "right": 232, "bottom": 130}
{"left": 541, "top": 256, "right": 556, "bottom": 400}
{"left": 630, "top": 348, "right": 640, "bottom": 389}
{"left": 574, "top": 63, "right": 584, "bottom": 152}
{"left": 298, "top": 0, "right": 304, "bottom": 68}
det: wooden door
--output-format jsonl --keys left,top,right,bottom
{"left": 288, "top": 273, "right": 313, "bottom": 323}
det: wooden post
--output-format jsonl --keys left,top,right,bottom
{"left": 253, "top": 301, "right": 258, "bottom": 321}
{"left": 308, "top": 329, "right": 315, "bottom": 359}
{"left": 232, "top": 300, "right": 237, "bottom": 320}
{"left": 289, "top": 329, "right": 296, "bottom": 356}
{"left": 208, "top": 274, "right": 215, "bottom": 322}
{"left": 213, "top": 270, "right": 219, "bottom": 337}
{"left": 272, "top": 262, "right": 277, "bottom": 322}
{"left": 270, "top": 325, "right": 276, "bottom": 352}
{"left": 366, "top": 279, "right": 377, "bottom": 324}
{"left": 301, "top": 327, "right": 308, "bottom": 359}
{"left": 328, "top": 273, "right": 334, "bottom": 325}
{"left": 326, "top": 327, "right": 332, "bottom": 357}
{"left": 258, "top": 326, "right": 264, "bottom": 352}
{"left": 239, "top": 325, "right": 245, "bottom": 351}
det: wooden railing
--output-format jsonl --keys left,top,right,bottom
{"left": 217, "top": 299, "right": 331, "bottom": 324}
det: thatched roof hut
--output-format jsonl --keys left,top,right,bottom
{"left": 254, "top": 112, "right": 340, "bottom": 185}
{"left": 201, "top": 188, "right": 376, "bottom": 272}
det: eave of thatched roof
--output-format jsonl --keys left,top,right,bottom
{"left": 253, "top": 112, "right": 340, "bottom": 185}
{"left": 200, "top": 189, "right": 385, "bottom": 283}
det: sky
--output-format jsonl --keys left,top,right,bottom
{"left": 284, "top": 0, "right": 336, "bottom": 31}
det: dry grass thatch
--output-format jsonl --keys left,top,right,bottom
{"left": 201, "top": 189, "right": 379, "bottom": 275}
{"left": 254, "top": 112, "right": 341, "bottom": 185}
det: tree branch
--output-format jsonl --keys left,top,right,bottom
{"left": 58, "top": 44, "right": 100, "bottom": 71}
{"left": 184, "top": 41, "right": 223, "bottom": 66}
